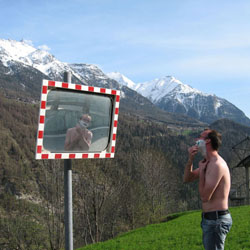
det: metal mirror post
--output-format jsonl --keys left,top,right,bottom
{"left": 64, "top": 72, "right": 73, "bottom": 250}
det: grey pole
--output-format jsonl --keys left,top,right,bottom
{"left": 64, "top": 72, "right": 73, "bottom": 250}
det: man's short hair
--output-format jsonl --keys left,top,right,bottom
{"left": 205, "top": 129, "right": 222, "bottom": 151}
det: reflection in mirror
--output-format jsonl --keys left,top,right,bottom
{"left": 43, "top": 89, "right": 112, "bottom": 153}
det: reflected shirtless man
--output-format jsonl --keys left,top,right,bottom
{"left": 183, "top": 129, "right": 232, "bottom": 250}
{"left": 64, "top": 114, "right": 93, "bottom": 151}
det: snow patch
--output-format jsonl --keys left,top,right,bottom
{"left": 107, "top": 72, "right": 137, "bottom": 89}
{"left": 135, "top": 76, "right": 206, "bottom": 103}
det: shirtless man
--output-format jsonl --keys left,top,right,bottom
{"left": 183, "top": 129, "right": 232, "bottom": 250}
{"left": 64, "top": 114, "right": 93, "bottom": 151}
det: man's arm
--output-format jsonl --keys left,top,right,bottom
{"left": 199, "top": 160, "right": 223, "bottom": 202}
{"left": 183, "top": 145, "right": 199, "bottom": 183}
{"left": 83, "top": 130, "right": 92, "bottom": 147}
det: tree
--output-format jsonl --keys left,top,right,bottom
{"left": 40, "top": 160, "right": 64, "bottom": 250}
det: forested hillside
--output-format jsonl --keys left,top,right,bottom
{"left": 0, "top": 91, "right": 250, "bottom": 249}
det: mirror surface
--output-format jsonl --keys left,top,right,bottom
{"left": 43, "top": 89, "right": 112, "bottom": 152}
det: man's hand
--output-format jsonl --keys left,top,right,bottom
{"left": 199, "top": 159, "right": 209, "bottom": 172}
{"left": 188, "top": 145, "right": 198, "bottom": 160}
{"left": 183, "top": 145, "right": 200, "bottom": 183}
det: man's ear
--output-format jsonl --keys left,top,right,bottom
{"left": 205, "top": 138, "right": 211, "bottom": 144}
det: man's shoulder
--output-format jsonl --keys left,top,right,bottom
{"left": 66, "top": 127, "right": 77, "bottom": 134}
{"left": 217, "top": 155, "right": 228, "bottom": 168}
{"left": 210, "top": 156, "right": 228, "bottom": 172}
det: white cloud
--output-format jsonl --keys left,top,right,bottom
{"left": 38, "top": 44, "right": 51, "bottom": 51}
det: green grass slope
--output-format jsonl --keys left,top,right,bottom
{"left": 77, "top": 205, "right": 250, "bottom": 250}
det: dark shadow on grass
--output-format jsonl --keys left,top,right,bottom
{"left": 160, "top": 210, "right": 199, "bottom": 223}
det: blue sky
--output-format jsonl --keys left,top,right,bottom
{"left": 1, "top": 0, "right": 250, "bottom": 118}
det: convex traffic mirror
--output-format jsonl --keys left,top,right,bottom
{"left": 36, "top": 80, "right": 120, "bottom": 159}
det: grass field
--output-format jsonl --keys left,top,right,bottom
{"left": 77, "top": 205, "right": 250, "bottom": 250}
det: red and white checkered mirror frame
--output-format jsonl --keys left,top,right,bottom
{"left": 35, "top": 79, "right": 120, "bottom": 160}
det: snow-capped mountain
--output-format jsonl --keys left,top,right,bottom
{"left": 69, "top": 63, "right": 121, "bottom": 90}
{"left": 1, "top": 39, "right": 206, "bottom": 127}
{"left": 108, "top": 72, "right": 250, "bottom": 126}
{"left": 135, "top": 76, "right": 205, "bottom": 103}
{"left": 0, "top": 38, "right": 249, "bottom": 126}
{"left": 0, "top": 39, "right": 128, "bottom": 90}
{"left": 106, "top": 72, "right": 136, "bottom": 89}
{"left": 0, "top": 39, "right": 84, "bottom": 82}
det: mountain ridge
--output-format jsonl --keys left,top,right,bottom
{"left": 107, "top": 72, "right": 250, "bottom": 126}
{"left": 0, "top": 38, "right": 205, "bottom": 128}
